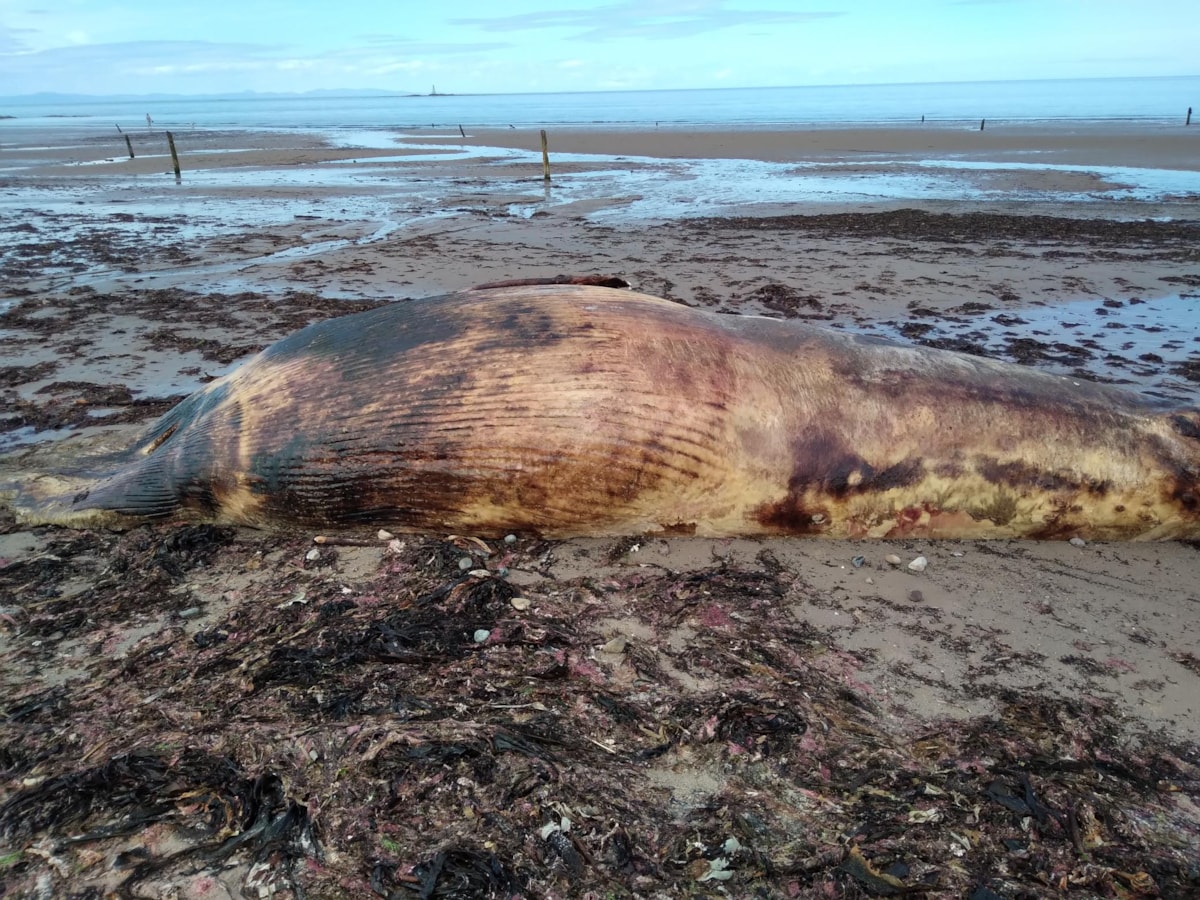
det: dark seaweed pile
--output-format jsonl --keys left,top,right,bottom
{"left": 1, "top": 525, "right": 1197, "bottom": 897}
{"left": 693, "top": 209, "right": 1200, "bottom": 254}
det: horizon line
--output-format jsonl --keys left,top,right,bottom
{"left": 2, "top": 73, "right": 1196, "bottom": 104}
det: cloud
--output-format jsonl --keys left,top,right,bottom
{"left": 355, "top": 34, "right": 513, "bottom": 55}
{"left": 1, "top": 38, "right": 282, "bottom": 72}
{"left": 0, "top": 25, "right": 36, "bottom": 54}
{"left": 453, "top": 1, "right": 842, "bottom": 41}
{"left": 0, "top": 34, "right": 513, "bottom": 94}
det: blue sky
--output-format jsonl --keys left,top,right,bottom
{"left": 2, "top": 0, "right": 1197, "bottom": 97}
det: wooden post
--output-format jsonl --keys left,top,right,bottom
{"left": 980, "top": 118, "right": 986, "bottom": 131}
{"left": 540, "top": 129, "right": 550, "bottom": 183}
{"left": 1188, "top": 107, "right": 1193, "bottom": 126}
{"left": 125, "top": 135, "right": 135, "bottom": 159}
{"left": 166, "top": 131, "right": 181, "bottom": 179}
{"left": 458, "top": 124, "right": 466, "bottom": 138}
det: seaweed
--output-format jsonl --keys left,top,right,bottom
{"left": 3, "top": 525, "right": 1194, "bottom": 895}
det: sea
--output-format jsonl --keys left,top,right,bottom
{"left": 2, "top": 76, "right": 1197, "bottom": 131}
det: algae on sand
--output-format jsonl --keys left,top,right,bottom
{"left": 1, "top": 524, "right": 1198, "bottom": 897}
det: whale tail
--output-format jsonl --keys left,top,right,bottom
{"left": 1, "top": 421, "right": 185, "bottom": 529}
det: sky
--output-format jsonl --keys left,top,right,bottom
{"left": 1, "top": 0, "right": 1197, "bottom": 97}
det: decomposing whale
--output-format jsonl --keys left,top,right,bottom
{"left": 9, "top": 284, "right": 1200, "bottom": 540}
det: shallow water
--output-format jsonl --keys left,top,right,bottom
{"left": 7, "top": 146, "right": 1196, "bottom": 298}
{"left": 866, "top": 294, "right": 1200, "bottom": 403}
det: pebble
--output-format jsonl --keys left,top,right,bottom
{"left": 908, "top": 590, "right": 925, "bottom": 603}
{"left": 851, "top": 555, "right": 866, "bottom": 568}
{"left": 473, "top": 629, "right": 491, "bottom": 643}
{"left": 305, "top": 548, "right": 321, "bottom": 561}
{"left": 1069, "top": 536, "right": 1087, "bottom": 548}
{"left": 885, "top": 554, "right": 902, "bottom": 566}
{"left": 510, "top": 597, "right": 531, "bottom": 611}
{"left": 469, "top": 569, "right": 491, "bottom": 578}
{"left": 458, "top": 556, "right": 474, "bottom": 571}
{"left": 907, "top": 556, "right": 928, "bottom": 573}
{"left": 504, "top": 534, "right": 518, "bottom": 545}
{"left": 377, "top": 529, "right": 394, "bottom": 541}
{"left": 865, "top": 577, "right": 875, "bottom": 585}
{"left": 601, "top": 636, "right": 628, "bottom": 654}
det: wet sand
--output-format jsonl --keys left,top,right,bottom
{"left": 1, "top": 121, "right": 1199, "bottom": 897}
{"left": 447, "top": 121, "right": 1200, "bottom": 169}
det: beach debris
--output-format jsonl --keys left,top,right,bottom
{"left": 851, "top": 555, "right": 866, "bottom": 568}
{"left": 692, "top": 856, "right": 734, "bottom": 882}
{"left": 458, "top": 556, "right": 474, "bottom": 571}
{"left": 908, "top": 555, "right": 929, "bottom": 573}
{"left": 510, "top": 596, "right": 531, "bottom": 611}
{"left": 839, "top": 845, "right": 916, "bottom": 893}
{"left": 277, "top": 590, "right": 307, "bottom": 608}
{"left": 473, "top": 628, "right": 491, "bottom": 643}
{"left": 540, "top": 815, "right": 586, "bottom": 878}
{"left": 312, "top": 534, "right": 375, "bottom": 547}
{"left": 447, "top": 534, "right": 493, "bottom": 555}
{"left": 885, "top": 553, "right": 902, "bottom": 566}
{"left": 1069, "top": 536, "right": 1087, "bottom": 547}
{"left": 376, "top": 529, "right": 394, "bottom": 541}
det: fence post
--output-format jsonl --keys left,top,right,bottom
{"left": 166, "top": 131, "right": 181, "bottom": 179}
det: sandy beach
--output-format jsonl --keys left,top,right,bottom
{"left": 1, "top": 121, "right": 1199, "bottom": 897}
